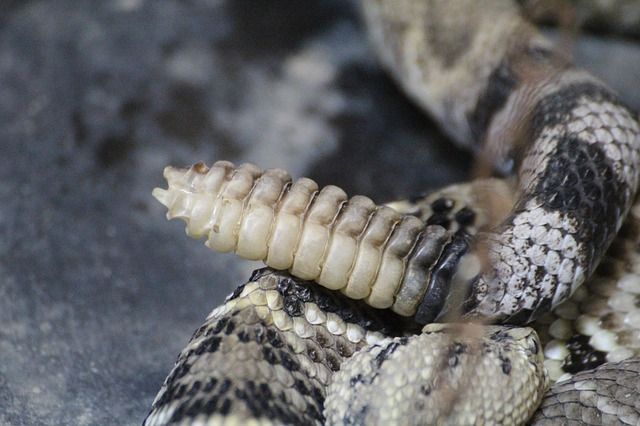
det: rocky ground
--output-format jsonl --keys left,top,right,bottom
{"left": 1, "top": 1, "right": 639, "bottom": 424}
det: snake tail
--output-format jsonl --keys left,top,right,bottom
{"left": 153, "top": 161, "right": 454, "bottom": 318}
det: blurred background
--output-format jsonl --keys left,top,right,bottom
{"left": 1, "top": 1, "right": 639, "bottom": 424}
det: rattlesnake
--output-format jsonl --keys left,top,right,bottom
{"left": 144, "top": 1, "right": 640, "bottom": 424}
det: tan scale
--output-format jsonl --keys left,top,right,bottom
{"left": 324, "top": 324, "right": 548, "bottom": 426}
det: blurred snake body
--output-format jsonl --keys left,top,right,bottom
{"left": 145, "top": 1, "right": 640, "bottom": 424}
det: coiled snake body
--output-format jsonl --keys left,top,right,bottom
{"left": 145, "top": 1, "right": 640, "bottom": 424}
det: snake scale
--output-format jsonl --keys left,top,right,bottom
{"left": 144, "top": 1, "right": 640, "bottom": 424}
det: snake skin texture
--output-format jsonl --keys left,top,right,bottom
{"left": 362, "top": 0, "right": 640, "bottom": 325}
{"left": 146, "top": 0, "right": 640, "bottom": 424}
{"left": 143, "top": 269, "right": 416, "bottom": 425}
{"left": 146, "top": 180, "right": 640, "bottom": 425}
{"left": 143, "top": 269, "right": 548, "bottom": 425}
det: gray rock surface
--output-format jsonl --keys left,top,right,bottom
{"left": 0, "top": 1, "right": 638, "bottom": 425}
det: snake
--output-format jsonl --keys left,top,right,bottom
{"left": 144, "top": 0, "right": 640, "bottom": 424}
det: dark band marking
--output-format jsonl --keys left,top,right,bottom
{"left": 454, "top": 207, "right": 476, "bottom": 227}
{"left": 529, "top": 134, "right": 626, "bottom": 271}
{"left": 399, "top": 225, "right": 451, "bottom": 316}
{"left": 499, "top": 354, "right": 512, "bottom": 375}
{"left": 374, "top": 337, "right": 410, "bottom": 369}
{"left": 527, "top": 82, "right": 622, "bottom": 144}
{"left": 446, "top": 342, "right": 468, "bottom": 368}
{"left": 426, "top": 212, "right": 452, "bottom": 228}
{"left": 415, "top": 232, "right": 471, "bottom": 324}
{"left": 562, "top": 335, "right": 606, "bottom": 374}
{"left": 529, "top": 296, "right": 553, "bottom": 323}
{"left": 468, "top": 60, "right": 519, "bottom": 141}
{"left": 431, "top": 197, "right": 454, "bottom": 213}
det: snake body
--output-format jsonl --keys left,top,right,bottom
{"left": 145, "top": 1, "right": 640, "bottom": 424}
